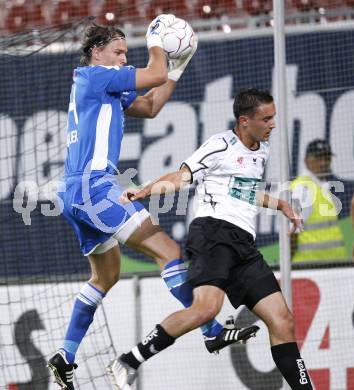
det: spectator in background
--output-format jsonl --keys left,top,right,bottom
{"left": 290, "top": 139, "right": 348, "bottom": 263}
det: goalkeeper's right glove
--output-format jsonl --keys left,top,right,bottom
{"left": 168, "top": 34, "right": 198, "bottom": 82}
{"left": 146, "top": 14, "right": 176, "bottom": 50}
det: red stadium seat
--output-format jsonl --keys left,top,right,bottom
{"left": 27, "top": 1, "right": 46, "bottom": 29}
{"left": 197, "top": 0, "right": 241, "bottom": 18}
{"left": 75, "top": 0, "right": 91, "bottom": 18}
{"left": 4, "top": 0, "right": 48, "bottom": 34}
{"left": 316, "top": 0, "right": 341, "bottom": 8}
{"left": 291, "top": 0, "right": 317, "bottom": 12}
{"left": 193, "top": 0, "right": 219, "bottom": 19}
{"left": 315, "top": 0, "right": 347, "bottom": 22}
{"left": 292, "top": 0, "right": 347, "bottom": 22}
{"left": 51, "top": 0, "right": 91, "bottom": 26}
{"left": 0, "top": 3, "right": 6, "bottom": 30}
{"left": 146, "top": 0, "right": 189, "bottom": 21}
{"left": 218, "top": 0, "right": 238, "bottom": 16}
{"left": 98, "top": 0, "right": 141, "bottom": 25}
{"left": 243, "top": 0, "right": 272, "bottom": 15}
{"left": 5, "top": 2, "right": 29, "bottom": 34}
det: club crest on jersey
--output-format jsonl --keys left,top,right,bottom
{"left": 235, "top": 156, "right": 245, "bottom": 168}
{"left": 253, "top": 157, "right": 257, "bottom": 165}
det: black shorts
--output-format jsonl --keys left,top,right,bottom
{"left": 186, "top": 216, "right": 280, "bottom": 310}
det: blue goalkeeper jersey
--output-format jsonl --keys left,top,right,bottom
{"left": 64, "top": 65, "right": 137, "bottom": 178}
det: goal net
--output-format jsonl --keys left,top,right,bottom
{"left": 1, "top": 1, "right": 354, "bottom": 389}
{"left": 0, "top": 21, "right": 118, "bottom": 390}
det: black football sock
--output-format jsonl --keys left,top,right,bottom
{"left": 121, "top": 324, "right": 175, "bottom": 369}
{"left": 271, "top": 342, "right": 313, "bottom": 389}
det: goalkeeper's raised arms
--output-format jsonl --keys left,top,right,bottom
{"left": 146, "top": 14, "right": 176, "bottom": 49}
{"left": 145, "top": 14, "right": 198, "bottom": 82}
{"left": 135, "top": 15, "right": 177, "bottom": 90}
{"left": 168, "top": 34, "right": 198, "bottom": 82}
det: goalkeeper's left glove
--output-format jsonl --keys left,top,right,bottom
{"left": 168, "top": 34, "right": 198, "bottom": 82}
{"left": 146, "top": 14, "right": 176, "bottom": 50}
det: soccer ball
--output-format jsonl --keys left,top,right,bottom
{"left": 163, "top": 18, "right": 194, "bottom": 60}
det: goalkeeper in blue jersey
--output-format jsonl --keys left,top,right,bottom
{"left": 47, "top": 15, "right": 256, "bottom": 390}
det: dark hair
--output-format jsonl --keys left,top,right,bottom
{"left": 233, "top": 88, "right": 274, "bottom": 122}
{"left": 80, "top": 23, "right": 126, "bottom": 65}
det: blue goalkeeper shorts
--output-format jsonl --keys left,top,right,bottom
{"left": 58, "top": 173, "right": 149, "bottom": 256}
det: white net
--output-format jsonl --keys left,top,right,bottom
{"left": 0, "top": 1, "right": 354, "bottom": 389}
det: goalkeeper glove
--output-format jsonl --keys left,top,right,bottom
{"left": 168, "top": 34, "right": 198, "bottom": 82}
{"left": 146, "top": 14, "right": 176, "bottom": 50}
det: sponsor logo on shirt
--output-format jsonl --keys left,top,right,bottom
{"left": 236, "top": 156, "right": 245, "bottom": 168}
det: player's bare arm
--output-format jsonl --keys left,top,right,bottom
{"left": 120, "top": 166, "right": 191, "bottom": 203}
{"left": 125, "top": 79, "right": 176, "bottom": 118}
{"left": 135, "top": 46, "right": 168, "bottom": 90}
{"left": 256, "top": 191, "right": 303, "bottom": 233}
{"left": 134, "top": 14, "right": 177, "bottom": 90}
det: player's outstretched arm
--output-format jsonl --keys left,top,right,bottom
{"left": 125, "top": 79, "right": 176, "bottom": 118}
{"left": 120, "top": 166, "right": 191, "bottom": 203}
{"left": 256, "top": 191, "right": 303, "bottom": 234}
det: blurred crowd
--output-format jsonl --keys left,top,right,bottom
{"left": 1, "top": 0, "right": 354, "bottom": 35}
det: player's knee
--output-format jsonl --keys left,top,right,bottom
{"left": 106, "top": 270, "right": 120, "bottom": 288}
{"left": 205, "top": 305, "right": 221, "bottom": 321}
{"left": 164, "top": 241, "right": 181, "bottom": 261}
{"left": 90, "top": 270, "right": 120, "bottom": 292}
{"left": 190, "top": 300, "right": 221, "bottom": 325}
{"left": 270, "top": 309, "right": 295, "bottom": 338}
{"left": 155, "top": 242, "right": 181, "bottom": 266}
{"left": 188, "top": 309, "right": 215, "bottom": 327}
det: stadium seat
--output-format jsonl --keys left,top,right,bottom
{"left": 146, "top": 0, "right": 189, "bottom": 21}
{"left": 4, "top": 0, "right": 48, "bottom": 34}
{"left": 316, "top": 0, "right": 344, "bottom": 8}
{"left": 98, "top": 0, "right": 141, "bottom": 25}
{"left": 27, "top": 2, "right": 46, "bottom": 29}
{"left": 291, "top": 0, "right": 317, "bottom": 12}
{"left": 214, "top": 0, "right": 239, "bottom": 18}
{"left": 220, "top": 0, "right": 238, "bottom": 13}
{"left": 76, "top": 0, "right": 91, "bottom": 18}
{"left": 51, "top": 0, "right": 91, "bottom": 27}
{"left": 4, "top": 1, "right": 29, "bottom": 34}
{"left": 193, "top": 0, "right": 220, "bottom": 19}
{"left": 315, "top": 0, "right": 348, "bottom": 22}
{"left": 243, "top": 0, "right": 272, "bottom": 16}
{"left": 292, "top": 0, "right": 348, "bottom": 23}
{"left": 0, "top": 2, "right": 6, "bottom": 30}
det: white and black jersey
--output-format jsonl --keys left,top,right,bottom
{"left": 182, "top": 130, "right": 270, "bottom": 238}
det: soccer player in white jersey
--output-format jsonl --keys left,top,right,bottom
{"left": 114, "top": 89, "right": 313, "bottom": 389}
{"left": 47, "top": 16, "right": 255, "bottom": 390}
